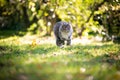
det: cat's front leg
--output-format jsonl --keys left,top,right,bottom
{"left": 56, "top": 38, "right": 64, "bottom": 48}
{"left": 67, "top": 39, "right": 71, "bottom": 46}
{"left": 67, "top": 35, "right": 72, "bottom": 46}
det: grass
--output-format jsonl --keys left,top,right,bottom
{"left": 0, "top": 35, "right": 120, "bottom": 80}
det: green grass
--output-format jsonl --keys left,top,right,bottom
{"left": 0, "top": 36, "right": 120, "bottom": 80}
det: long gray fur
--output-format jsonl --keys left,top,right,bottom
{"left": 53, "top": 21, "right": 73, "bottom": 48}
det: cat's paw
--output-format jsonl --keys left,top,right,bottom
{"left": 59, "top": 45, "right": 64, "bottom": 48}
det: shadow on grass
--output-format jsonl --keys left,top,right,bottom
{"left": 29, "top": 44, "right": 58, "bottom": 55}
{"left": 65, "top": 44, "right": 120, "bottom": 69}
{"left": 87, "top": 53, "right": 120, "bottom": 80}
{"left": 0, "top": 30, "right": 26, "bottom": 39}
{"left": 0, "top": 45, "right": 23, "bottom": 67}
{"left": 0, "top": 44, "right": 59, "bottom": 80}
{"left": 0, "top": 43, "right": 120, "bottom": 80}
{"left": 0, "top": 44, "right": 58, "bottom": 68}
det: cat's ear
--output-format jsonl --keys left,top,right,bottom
{"left": 68, "top": 22, "right": 72, "bottom": 27}
{"left": 62, "top": 22, "right": 64, "bottom": 26}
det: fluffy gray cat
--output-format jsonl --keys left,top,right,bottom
{"left": 53, "top": 21, "right": 73, "bottom": 48}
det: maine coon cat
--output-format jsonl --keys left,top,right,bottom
{"left": 53, "top": 21, "right": 73, "bottom": 48}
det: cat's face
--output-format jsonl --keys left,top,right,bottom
{"left": 61, "top": 24, "right": 70, "bottom": 32}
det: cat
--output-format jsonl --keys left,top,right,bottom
{"left": 53, "top": 21, "right": 73, "bottom": 48}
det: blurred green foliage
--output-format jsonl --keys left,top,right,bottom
{"left": 0, "top": 0, "right": 120, "bottom": 41}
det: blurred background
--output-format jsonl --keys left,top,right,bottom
{"left": 0, "top": 1, "right": 120, "bottom": 80}
{"left": 0, "top": 0, "right": 120, "bottom": 43}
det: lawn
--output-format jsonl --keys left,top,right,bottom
{"left": 0, "top": 35, "right": 120, "bottom": 80}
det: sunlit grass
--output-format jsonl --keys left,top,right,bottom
{"left": 0, "top": 35, "right": 120, "bottom": 80}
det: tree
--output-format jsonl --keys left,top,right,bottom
{"left": 0, "top": 0, "right": 119, "bottom": 42}
{"left": 93, "top": 0, "right": 120, "bottom": 43}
